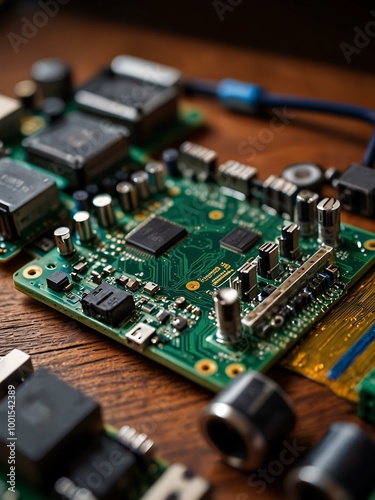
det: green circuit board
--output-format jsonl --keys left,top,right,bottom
{"left": 13, "top": 175, "right": 375, "bottom": 392}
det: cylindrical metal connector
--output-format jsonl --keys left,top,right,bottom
{"left": 213, "top": 287, "right": 242, "bottom": 343}
{"left": 93, "top": 194, "right": 115, "bottom": 228}
{"left": 73, "top": 211, "right": 94, "bottom": 243}
{"left": 296, "top": 190, "right": 319, "bottom": 237}
{"left": 54, "top": 227, "right": 75, "bottom": 257}
{"left": 317, "top": 197, "right": 341, "bottom": 247}
{"left": 116, "top": 181, "right": 138, "bottom": 213}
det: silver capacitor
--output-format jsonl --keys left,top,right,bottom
{"left": 213, "top": 287, "right": 242, "bottom": 343}
{"left": 317, "top": 197, "right": 341, "bottom": 247}
{"left": 73, "top": 211, "right": 94, "bottom": 243}
{"left": 145, "top": 162, "right": 166, "bottom": 193}
{"left": 93, "top": 194, "right": 115, "bottom": 228}
{"left": 116, "top": 181, "right": 138, "bottom": 212}
{"left": 131, "top": 171, "right": 150, "bottom": 200}
{"left": 54, "top": 227, "right": 75, "bottom": 257}
{"left": 296, "top": 190, "right": 319, "bottom": 237}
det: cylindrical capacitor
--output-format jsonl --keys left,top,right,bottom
{"left": 296, "top": 190, "right": 319, "bottom": 238}
{"left": 42, "top": 97, "right": 65, "bottom": 123}
{"left": 317, "top": 197, "right": 341, "bottom": 247}
{"left": 54, "top": 227, "right": 75, "bottom": 257}
{"left": 72, "top": 190, "right": 90, "bottom": 212}
{"left": 285, "top": 422, "right": 375, "bottom": 500}
{"left": 14, "top": 80, "right": 37, "bottom": 112}
{"left": 213, "top": 287, "right": 242, "bottom": 343}
{"left": 145, "top": 162, "right": 166, "bottom": 193}
{"left": 116, "top": 181, "right": 138, "bottom": 212}
{"left": 162, "top": 148, "right": 179, "bottom": 176}
{"left": 30, "top": 58, "right": 72, "bottom": 101}
{"left": 93, "top": 194, "right": 115, "bottom": 228}
{"left": 279, "top": 222, "right": 300, "bottom": 259}
{"left": 73, "top": 211, "right": 94, "bottom": 243}
{"left": 200, "top": 371, "right": 296, "bottom": 470}
{"left": 131, "top": 171, "right": 150, "bottom": 201}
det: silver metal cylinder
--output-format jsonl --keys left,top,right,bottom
{"left": 73, "top": 211, "right": 94, "bottom": 243}
{"left": 116, "top": 181, "right": 138, "bottom": 212}
{"left": 145, "top": 161, "right": 166, "bottom": 193}
{"left": 93, "top": 194, "right": 115, "bottom": 228}
{"left": 54, "top": 226, "right": 75, "bottom": 257}
{"left": 131, "top": 171, "right": 150, "bottom": 200}
{"left": 213, "top": 287, "right": 242, "bottom": 343}
{"left": 296, "top": 190, "right": 319, "bottom": 237}
{"left": 317, "top": 197, "right": 341, "bottom": 247}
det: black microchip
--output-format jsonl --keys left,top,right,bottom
{"left": 46, "top": 270, "right": 69, "bottom": 292}
{"left": 65, "top": 434, "right": 138, "bottom": 500}
{"left": 81, "top": 282, "right": 135, "bottom": 326}
{"left": 23, "top": 112, "right": 129, "bottom": 188}
{"left": 0, "top": 368, "right": 102, "bottom": 487}
{"left": 220, "top": 227, "right": 260, "bottom": 253}
{"left": 173, "top": 316, "right": 188, "bottom": 331}
{"left": 126, "top": 217, "right": 187, "bottom": 256}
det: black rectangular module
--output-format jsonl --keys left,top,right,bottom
{"left": 23, "top": 112, "right": 129, "bottom": 188}
{"left": 126, "top": 217, "right": 187, "bottom": 256}
{"left": 220, "top": 227, "right": 260, "bottom": 254}
{"left": 64, "top": 434, "right": 138, "bottom": 500}
{"left": 0, "top": 368, "right": 102, "bottom": 487}
{"left": 75, "top": 55, "right": 181, "bottom": 144}
{"left": 0, "top": 158, "right": 60, "bottom": 240}
{"left": 46, "top": 270, "right": 70, "bottom": 292}
{"left": 81, "top": 282, "right": 135, "bottom": 326}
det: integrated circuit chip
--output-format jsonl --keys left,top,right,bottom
{"left": 126, "top": 217, "right": 187, "bottom": 256}
{"left": 23, "top": 112, "right": 129, "bottom": 187}
{"left": 220, "top": 227, "right": 260, "bottom": 254}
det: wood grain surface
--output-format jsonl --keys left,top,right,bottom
{"left": 1, "top": 9, "right": 375, "bottom": 500}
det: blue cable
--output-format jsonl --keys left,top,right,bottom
{"left": 184, "top": 77, "right": 375, "bottom": 167}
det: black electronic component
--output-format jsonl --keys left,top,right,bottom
{"left": 179, "top": 141, "right": 217, "bottom": 182}
{"left": 200, "top": 371, "right": 296, "bottom": 470}
{"left": 231, "top": 261, "right": 258, "bottom": 301}
{"left": 62, "top": 434, "right": 138, "bottom": 500}
{"left": 23, "top": 112, "right": 129, "bottom": 188}
{"left": 14, "top": 80, "right": 37, "bottom": 112}
{"left": 54, "top": 227, "right": 76, "bottom": 257}
{"left": 285, "top": 422, "right": 375, "bottom": 500}
{"left": 72, "top": 260, "right": 88, "bottom": 274}
{"left": 220, "top": 227, "right": 260, "bottom": 254}
{"left": 162, "top": 148, "right": 179, "bottom": 176}
{"left": 317, "top": 197, "right": 341, "bottom": 248}
{"left": 282, "top": 162, "right": 324, "bottom": 192}
{"left": 306, "top": 274, "right": 327, "bottom": 296}
{"left": 218, "top": 160, "right": 257, "bottom": 196}
{"left": 30, "top": 58, "right": 73, "bottom": 101}
{"left": 85, "top": 183, "right": 100, "bottom": 199}
{"left": 46, "top": 270, "right": 70, "bottom": 292}
{"left": 0, "top": 349, "right": 33, "bottom": 399}
{"left": 72, "top": 190, "right": 90, "bottom": 212}
{"left": 295, "top": 190, "right": 319, "bottom": 237}
{"left": 144, "top": 282, "right": 160, "bottom": 296}
{"left": 173, "top": 316, "right": 188, "bottom": 332}
{"left": 93, "top": 193, "right": 115, "bottom": 228}
{"left": 257, "top": 241, "right": 280, "bottom": 279}
{"left": 263, "top": 175, "right": 298, "bottom": 218}
{"left": 42, "top": 97, "right": 65, "bottom": 123}
{"left": 325, "top": 264, "right": 339, "bottom": 283}
{"left": 0, "top": 158, "right": 60, "bottom": 241}
{"left": 279, "top": 222, "right": 300, "bottom": 260}
{"left": 258, "top": 284, "right": 277, "bottom": 302}
{"left": 116, "top": 275, "right": 129, "bottom": 287}
{"left": 213, "top": 287, "right": 242, "bottom": 343}
{"left": 0, "top": 368, "right": 102, "bottom": 487}
{"left": 336, "top": 163, "right": 375, "bottom": 218}
{"left": 157, "top": 309, "right": 171, "bottom": 324}
{"left": 0, "top": 94, "right": 23, "bottom": 140}
{"left": 81, "top": 282, "right": 135, "bottom": 326}
{"left": 175, "top": 296, "right": 187, "bottom": 308}
{"left": 74, "top": 55, "right": 181, "bottom": 144}
{"left": 126, "top": 217, "right": 187, "bottom": 256}
{"left": 101, "top": 177, "right": 117, "bottom": 196}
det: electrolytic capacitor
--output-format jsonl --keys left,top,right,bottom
{"left": 131, "top": 171, "right": 150, "bottom": 200}
{"left": 93, "top": 194, "right": 115, "bottom": 228}
{"left": 213, "top": 287, "right": 242, "bottom": 343}
{"left": 14, "top": 80, "right": 37, "bottom": 112}
{"left": 42, "top": 97, "right": 65, "bottom": 123}
{"left": 200, "top": 371, "right": 296, "bottom": 470}
{"left": 279, "top": 222, "right": 300, "bottom": 259}
{"left": 317, "top": 197, "right": 341, "bottom": 248}
{"left": 30, "top": 58, "right": 72, "bottom": 101}
{"left": 73, "top": 211, "right": 94, "bottom": 243}
{"left": 296, "top": 190, "right": 319, "bottom": 237}
{"left": 257, "top": 242, "right": 280, "bottom": 279}
{"left": 162, "top": 148, "right": 179, "bottom": 176}
{"left": 145, "top": 162, "right": 166, "bottom": 192}
{"left": 285, "top": 422, "right": 375, "bottom": 500}
{"left": 116, "top": 181, "right": 138, "bottom": 212}
{"left": 54, "top": 227, "right": 75, "bottom": 257}
{"left": 72, "top": 190, "right": 90, "bottom": 212}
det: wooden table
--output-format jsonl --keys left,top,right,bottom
{"left": 1, "top": 9, "right": 375, "bottom": 500}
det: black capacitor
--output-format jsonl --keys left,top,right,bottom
{"left": 14, "top": 80, "right": 37, "bottom": 112}
{"left": 31, "top": 58, "right": 72, "bottom": 101}
{"left": 285, "top": 422, "right": 375, "bottom": 500}
{"left": 115, "top": 170, "right": 129, "bottom": 183}
{"left": 85, "top": 183, "right": 100, "bottom": 199}
{"left": 101, "top": 177, "right": 117, "bottom": 196}
{"left": 162, "top": 148, "right": 179, "bottom": 176}
{"left": 200, "top": 371, "right": 296, "bottom": 470}
{"left": 42, "top": 97, "right": 65, "bottom": 123}
{"left": 72, "top": 190, "right": 90, "bottom": 212}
